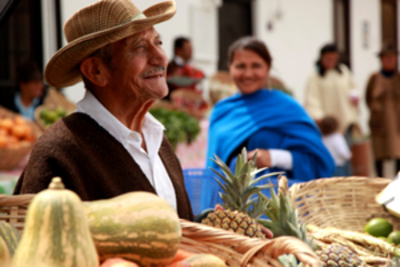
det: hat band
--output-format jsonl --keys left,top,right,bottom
{"left": 118, "top": 12, "right": 147, "bottom": 27}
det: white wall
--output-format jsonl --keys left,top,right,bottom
{"left": 350, "top": 0, "right": 381, "bottom": 134}
{"left": 253, "top": 0, "right": 333, "bottom": 103}
{"left": 59, "top": 0, "right": 97, "bottom": 103}
{"left": 57, "top": 0, "right": 219, "bottom": 103}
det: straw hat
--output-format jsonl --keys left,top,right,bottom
{"left": 377, "top": 42, "right": 398, "bottom": 57}
{"left": 45, "top": 0, "right": 176, "bottom": 88}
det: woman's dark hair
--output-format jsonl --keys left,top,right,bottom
{"left": 318, "top": 115, "right": 340, "bottom": 136}
{"left": 316, "top": 43, "right": 341, "bottom": 77}
{"left": 174, "top": 37, "right": 190, "bottom": 53}
{"left": 227, "top": 36, "right": 272, "bottom": 67}
{"left": 17, "top": 61, "right": 43, "bottom": 83}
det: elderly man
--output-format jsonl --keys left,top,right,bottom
{"left": 13, "top": 0, "right": 193, "bottom": 220}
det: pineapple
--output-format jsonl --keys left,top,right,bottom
{"left": 316, "top": 244, "right": 365, "bottom": 267}
{"left": 201, "top": 148, "right": 281, "bottom": 238}
{"left": 258, "top": 176, "right": 367, "bottom": 267}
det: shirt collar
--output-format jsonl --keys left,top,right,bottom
{"left": 174, "top": 55, "right": 186, "bottom": 66}
{"left": 76, "top": 91, "right": 165, "bottom": 146}
{"left": 14, "top": 93, "right": 39, "bottom": 120}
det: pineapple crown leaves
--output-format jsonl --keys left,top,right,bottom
{"left": 277, "top": 254, "right": 304, "bottom": 267}
{"left": 210, "top": 147, "right": 282, "bottom": 217}
{"left": 257, "top": 183, "right": 316, "bottom": 250}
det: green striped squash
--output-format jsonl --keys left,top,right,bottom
{"left": 12, "top": 177, "right": 99, "bottom": 267}
{"left": 0, "top": 221, "right": 20, "bottom": 256}
{"left": 85, "top": 192, "right": 181, "bottom": 267}
{"left": 0, "top": 235, "right": 11, "bottom": 267}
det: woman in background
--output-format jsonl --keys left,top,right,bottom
{"left": 0, "top": 61, "right": 46, "bottom": 120}
{"left": 206, "top": 37, "right": 334, "bottom": 181}
{"left": 304, "top": 44, "right": 359, "bottom": 134}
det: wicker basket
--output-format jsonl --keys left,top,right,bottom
{"left": 0, "top": 194, "right": 320, "bottom": 267}
{"left": 0, "top": 194, "right": 33, "bottom": 232}
{"left": 34, "top": 88, "right": 76, "bottom": 131}
{"left": 0, "top": 107, "right": 39, "bottom": 170}
{"left": 289, "top": 177, "right": 400, "bottom": 232}
{"left": 0, "top": 142, "right": 33, "bottom": 170}
{"left": 180, "top": 220, "right": 320, "bottom": 267}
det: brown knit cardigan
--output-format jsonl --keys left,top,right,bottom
{"left": 14, "top": 113, "right": 193, "bottom": 221}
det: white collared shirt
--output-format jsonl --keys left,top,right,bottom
{"left": 76, "top": 91, "right": 177, "bottom": 211}
{"left": 173, "top": 55, "right": 186, "bottom": 66}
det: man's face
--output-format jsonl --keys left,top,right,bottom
{"left": 109, "top": 27, "right": 169, "bottom": 100}
{"left": 381, "top": 54, "right": 397, "bottom": 71}
{"left": 177, "top": 41, "right": 192, "bottom": 62}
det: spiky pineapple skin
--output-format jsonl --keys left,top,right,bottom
{"left": 316, "top": 244, "right": 366, "bottom": 267}
{"left": 201, "top": 209, "right": 265, "bottom": 238}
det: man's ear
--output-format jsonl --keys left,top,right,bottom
{"left": 80, "top": 57, "right": 110, "bottom": 87}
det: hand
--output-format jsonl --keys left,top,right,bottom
{"left": 259, "top": 224, "right": 274, "bottom": 239}
{"left": 247, "top": 149, "right": 271, "bottom": 168}
{"left": 349, "top": 90, "right": 359, "bottom": 106}
{"left": 350, "top": 97, "right": 359, "bottom": 106}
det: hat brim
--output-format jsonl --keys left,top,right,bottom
{"left": 377, "top": 51, "right": 399, "bottom": 57}
{"left": 45, "top": 1, "right": 176, "bottom": 88}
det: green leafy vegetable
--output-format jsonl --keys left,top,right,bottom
{"left": 150, "top": 108, "right": 201, "bottom": 149}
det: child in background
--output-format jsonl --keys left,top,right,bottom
{"left": 319, "top": 115, "right": 352, "bottom": 176}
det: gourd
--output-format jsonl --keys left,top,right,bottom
{"left": 0, "top": 221, "right": 21, "bottom": 256}
{"left": 85, "top": 192, "right": 181, "bottom": 267}
{"left": 100, "top": 258, "right": 139, "bottom": 267}
{"left": 12, "top": 177, "right": 99, "bottom": 267}
{"left": 184, "top": 254, "right": 227, "bottom": 267}
{"left": 0, "top": 236, "right": 11, "bottom": 267}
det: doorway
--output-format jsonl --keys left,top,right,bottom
{"left": 218, "top": 0, "right": 253, "bottom": 70}
{"left": 0, "top": 0, "right": 43, "bottom": 98}
{"left": 333, "top": 0, "right": 351, "bottom": 68}
{"left": 381, "top": 0, "right": 397, "bottom": 50}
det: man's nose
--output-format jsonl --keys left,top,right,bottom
{"left": 149, "top": 46, "right": 167, "bottom": 66}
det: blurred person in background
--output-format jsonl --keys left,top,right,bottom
{"left": 366, "top": 43, "right": 400, "bottom": 177}
{"left": 318, "top": 115, "right": 352, "bottom": 177}
{"left": 165, "top": 37, "right": 204, "bottom": 100}
{"left": 0, "top": 61, "right": 46, "bottom": 120}
{"left": 304, "top": 44, "right": 359, "bottom": 175}
{"left": 206, "top": 36, "right": 334, "bottom": 181}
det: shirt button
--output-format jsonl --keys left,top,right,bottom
{"left": 129, "top": 133, "right": 136, "bottom": 139}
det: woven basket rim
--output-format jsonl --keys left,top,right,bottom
{"left": 0, "top": 194, "right": 35, "bottom": 207}
{"left": 180, "top": 219, "right": 320, "bottom": 267}
{"left": 288, "top": 176, "right": 399, "bottom": 233}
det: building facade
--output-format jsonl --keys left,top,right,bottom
{"left": 1, "top": 0, "right": 397, "bottom": 134}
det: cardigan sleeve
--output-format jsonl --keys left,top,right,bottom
{"left": 304, "top": 72, "right": 325, "bottom": 120}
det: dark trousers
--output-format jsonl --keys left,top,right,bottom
{"left": 375, "top": 159, "right": 400, "bottom": 177}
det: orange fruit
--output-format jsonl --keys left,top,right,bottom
{"left": 14, "top": 116, "right": 26, "bottom": 125}
{"left": 0, "top": 136, "right": 7, "bottom": 148}
{"left": 0, "top": 118, "right": 13, "bottom": 131}
{"left": 11, "top": 125, "right": 27, "bottom": 139}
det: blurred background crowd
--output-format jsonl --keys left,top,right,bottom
{"left": 1, "top": 0, "right": 400, "bottom": 190}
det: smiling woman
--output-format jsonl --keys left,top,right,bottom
{"left": 206, "top": 36, "right": 335, "bottom": 182}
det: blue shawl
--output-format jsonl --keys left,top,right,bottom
{"left": 206, "top": 89, "right": 334, "bottom": 181}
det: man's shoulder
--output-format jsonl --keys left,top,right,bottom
{"left": 35, "top": 112, "right": 96, "bottom": 148}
